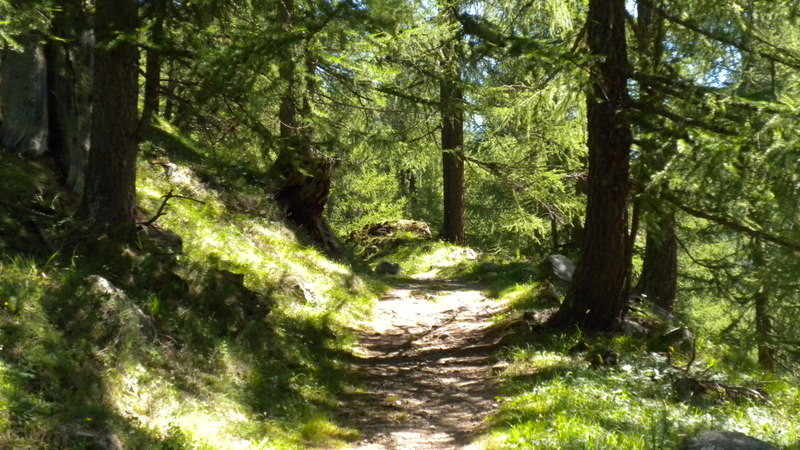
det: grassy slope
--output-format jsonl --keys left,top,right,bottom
{"left": 475, "top": 280, "right": 800, "bottom": 449}
{"left": 0, "top": 124, "right": 386, "bottom": 449}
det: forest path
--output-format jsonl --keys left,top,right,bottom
{"left": 340, "top": 273, "right": 505, "bottom": 449}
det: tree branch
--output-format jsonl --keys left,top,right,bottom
{"left": 138, "top": 189, "right": 206, "bottom": 227}
{"left": 628, "top": 101, "right": 737, "bottom": 136}
{"left": 642, "top": 1, "right": 800, "bottom": 70}
{"left": 660, "top": 191, "right": 800, "bottom": 250}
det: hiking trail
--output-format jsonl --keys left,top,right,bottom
{"left": 340, "top": 273, "right": 505, "bottom": 449}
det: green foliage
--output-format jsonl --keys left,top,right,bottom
{"left": 0, "top": 124, "right": 387, "bottom": 448}
{"left": 484, "top": 295, "right": 800, "bottom": 449}
{"left": 0, "top": 0, "right": 52, "bottom": 48}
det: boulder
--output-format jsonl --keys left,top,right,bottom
{"left": 349, "top": 220, "right": 432, "bottom": 241}
{"left": 199, "top": 269, "right": 273, "bottom": 332}
{"left": 680, "top": 431, "right": 776, "bottom": 450}
{"left": 541, "top": 254, "right": 575, "bottom": 283}
{"left": 283, "top": 275, "right": 318, "bottom": 304}
{"left": 649, "top": 326, "right": 694, "bottom": 354}
{"left": 137, "top": 225, "right": 183, "bottom": 254}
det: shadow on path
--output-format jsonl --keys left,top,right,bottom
{"left": 339, "top": 278, "right": 505, "bottom": 449}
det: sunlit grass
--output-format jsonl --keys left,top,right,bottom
{"left": 0, "top": 124, "right": 389, "bottom": 448}
{"left": 486, "top": 330, "right": 800, "bottom": 449}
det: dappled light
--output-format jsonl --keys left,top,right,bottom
{"left": 2, "top": 0, "right": 800, "bottom": 447}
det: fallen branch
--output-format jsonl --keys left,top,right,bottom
{"left": 138, "top": 189, "right": 206, "bottom": 227}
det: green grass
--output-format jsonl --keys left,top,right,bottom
{"left": 481, "top": 275, "right": 800, "bottom": 449}
{"left": 0, "top": 123, "right": 388, "bottom": 448}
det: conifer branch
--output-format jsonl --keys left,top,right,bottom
{"left": 642, "top": 1, "right": 800, "bottom": 70}
{"left": 660, "top": 191, "right": 800, "bottom": 250}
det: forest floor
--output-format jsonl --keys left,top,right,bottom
{"left": 338, "top": 272, "right": 506, "bottom": 449}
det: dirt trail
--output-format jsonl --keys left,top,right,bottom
{"left": 341, "top": 275, "right": 505, "bottom": 449}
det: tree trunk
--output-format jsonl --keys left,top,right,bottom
{"left": 46, "top": 0, "right": 93, "bottom": 194}
{"left": 440, "top": 2, "right": 466, "bottom": 245}
{"left": 0, "top": 34, "right": 49, "bottom": 157}
{"left": 751, "top": 239, "right": 775, "bottom": 371}
{"left": 138, "top": 0, "right": 166, "bottom": 137}
{"left": 629, "top": 0, "right": 679, "bottom": 313}
{"left": 634, "top": 210, "right": 678, "bottom": 312}
{"left": 77, "top": 0, "right": 139, "bottom": 238}
{"left": 441, "top": 78, "right": 465, "bottom": 245}
{"left": 550, "top": 0, "right": 632, "bottom": 330}
{"left": 271, "top": 0, "right": 341, "bottom": 258}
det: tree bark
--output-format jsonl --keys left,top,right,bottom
{"left": 77, "top": 0, "right": 139, "bottom": 238}
{"left": 46, "top": 0, "right": 93, "bottom": 194}
{"left": 0, "top": 34, "right": 49, "bottom": 157}
{"left": 634, "top": 210, "right": 678, "bottom": 312}
{"left": 631, "top": 0, "right": 679, "bottom": 314}
{"left": 550, "top": 0, "right": 632, "bottom": 330}
{"left": 440, "top": 77, "right": 465, "bottom": 245}
{"left": 271, "top": 0, "right": 342, "bottom": 258}
{"left": 440, "top": 2, "right": 466, "bottom": 246}
{"left": 138, "top": 0, "right": 167, "bottom": 137}
{"left": 752, "top": 239, "right": 775, "bottom": 371}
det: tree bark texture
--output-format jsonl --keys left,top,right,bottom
{"left": 634, "top": 211, "right": 678, "bottom": 312}
{"left": 440, "top": 76, "right": 465, "bottom": 245}
{"left": 77, "top": 0, "right": 139, "bottom": 237}
{"left": 0, "top": 34, "right": 49, "bottom": 157}
{"left": 440, "top": 3, "right": 466, "bottom": 246}
{"left": 272, "top": 0, "right": 341, "bottom": 257}
{"left": 138, "top": 0, "right": 167, "bottom": 137}
{"left": 46, "top": 0, "right": 93, "bottom": 194}
{"left": 630, "top": 0, "right": 679, "bottom": 314}
{"left": 551, "top": 0, "right": 632, "bottom": 330}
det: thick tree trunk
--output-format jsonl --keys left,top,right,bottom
{"left": 0, "top": 34, "right": 49, "bottom": 157}
{"left": 77, "top": 0, "right": 139, "bottom": 238}
{"left": 439, "top": 2, "right": 466, "bottom": 245}
{"left": 634, "top": 211, "right": 678, "bottom": 312}
{"left": 550, "top": 0, "right": 632, "bottom": 330}
{"left": 272, "top": 0, "right": 341, "bottom": 257}
{"left": 46, "top": 0, "right": 93, "bottom": 194}
{"left": 441, "top": 77, "right": 465, "bottom": 245}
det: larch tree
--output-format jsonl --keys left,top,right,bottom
{"left": 439, "top": 0, "right": 466, "bottom": 245}
{"left": 630, "top": 0, "right": 678, "bottom": 313}
{"left": 271, "top": 0, "right": 342, "bottom": 257}
{"left": 76, "top": 0, "right": 140, "bottom": 239}
{"left": 550, "top": 0, "right": 633, "bottom": 330}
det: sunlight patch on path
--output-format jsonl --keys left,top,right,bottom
{"left": 341, "top": 277, "right": 505, "bottom": 449}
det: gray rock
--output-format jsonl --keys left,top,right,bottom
{"left": 650, "top": 326, "right": 694, "bottom": 354}
{"left": 284, "top": 275, "right": 318, "bottom": 304}
{"left": 375, "top": 261, "right": 402, "bottom": 275}
{"left": 138, "top": 226, "right": 183, "bottom": 254}
{"left": 480, "top": 262, "right": 500, "bottom": 273}
{"left": 623, "top": 319, "right": 650, "bottom": 337}
{"left": 680, "top": 431, "right": 776, "bottom": 450}
{"left": 542, "top": 254, "right": 575, "bottom": 283}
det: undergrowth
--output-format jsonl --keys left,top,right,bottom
{"left": 0, "top": 122, "right": 387, "bottom": 448}
{"left": 478, "top": 273, "right": 800, "bottom": 449}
